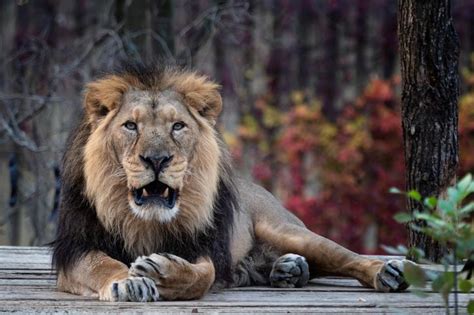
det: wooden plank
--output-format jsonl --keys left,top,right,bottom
{"left": 0, "top": 302, "right": 450, "bottom": 314}
{"left": 0, "top": 295, "right": 465, "bottom": 312}
{"left": 0, "top": 279, "right": 56, "bottom": 286}
{"left": 0, "top": 246, "right": 470, "bottom": 314}
{"left": 0, "top": 285, "right": 469, "bottom": 306}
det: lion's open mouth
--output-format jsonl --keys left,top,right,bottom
{"left": 132, "top": 180, "right": 178, "bottom": 209}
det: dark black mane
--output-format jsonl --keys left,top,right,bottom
{"left": 51, "top": 118, "right": 133, "bottom": 272}
{"left": 112, "top": 60, "right": 167, "bottom": 88}
{"left": 108, "top": 59, "right": 190, "bottom": 90}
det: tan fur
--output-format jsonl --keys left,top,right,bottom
{"left": 84, "top": 71, "right": 222, "bottom": 124}
{"left": 57, "top": 251, "right": 129, "bottom": 300}
{"left": 130, "top": 254, "right": 215, "bottom": 300}
{"left": 59, "top": 67, "right": 406, "bottom": 302}
{"left": 167, "top": 72, "right": 222, "bottom": 125}
{"left": 82, "top": 73, "right": 222, "bottom": 257}
{"left": 238, "top": 179, "right": 388, "bottom": 289}
{"left": 254, "top": 221, "right": 384, "bottom": 287}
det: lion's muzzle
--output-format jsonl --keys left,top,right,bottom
{"left": 132, "top": 154, "right": 179, "bottom": 209}
{"left": 132, "top": 180, "right": 178, "bottom": 209}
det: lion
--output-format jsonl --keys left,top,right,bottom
{"left": 52, "top": 62, "right": 410, "bottom": 302}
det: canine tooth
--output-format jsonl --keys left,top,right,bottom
{"left": 143, "top": 189, "right": 149, "bottom": 197}
{"left": 163, "top": 188, "right": 169, "bottom": 198}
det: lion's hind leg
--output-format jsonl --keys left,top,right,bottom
{"left": 231, "top": 246, "right": 310, "bottom": 288}
{"left": 255, "top": 220, "right": 410, "bottom": 292}
{"left": 269, "top": 253, "right": 310, "bottom": 288}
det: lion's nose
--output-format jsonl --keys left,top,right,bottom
{"left": 139, "top": 155, "right": 173, "bottom": 173}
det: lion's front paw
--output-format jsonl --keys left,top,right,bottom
{"left": 270, "top": 253, "right": 310, "bottom": 288}
{"left": 129, "top": 253, "right": 193, "bottom": 300}
{"left": 100, "top": 276, "right": 160, "bottom": 302}
{"left": 130, "top": 253, "right": 187, "bottom": 280}
{"left": 375, "top": 259, "right": 410, "bottom": 292}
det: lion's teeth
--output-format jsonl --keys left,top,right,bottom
{"left": 143, "top": 188, "right": 149, "bottom": 197}
{"left": 163, "top": 188, "right": 169, "bottom": 198}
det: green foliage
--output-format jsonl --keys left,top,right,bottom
{"left": 431, "top": 272, "right": 455, "bottom": 305}
{"left": 469, "top": 300, "right": 474, "bottom": 314}
{"left": 459, "top": 279, "right": 473, "bottom": 293}
{"left": 404, "top": 261, "right": 427, "bottom": 288}
{"left": 388, "top": 173, "right": 474, "bottom": 314}
{"left": 393, "top": 212, "right": 413, "bottom": 224}
{"left": 407, "top": 190, "right": 422, "bottom": 202}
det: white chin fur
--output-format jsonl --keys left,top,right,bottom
{"left": 129, "top": 203, "right": 179, "bottom": 223}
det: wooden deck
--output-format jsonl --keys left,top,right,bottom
{"left": 0, "top": 246, "right": 471, "bottom": 314}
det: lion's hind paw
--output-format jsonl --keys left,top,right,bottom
{"left": 375, "top": 259, "right": 411, "bottom": 292}
{"left": 270, "top": 253, "right": 310, "bottom": 288}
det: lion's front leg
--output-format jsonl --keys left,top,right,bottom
{"left": 57, "top": 251, "right": 160, "bottom": 302}
{"left": 129, "top": 253, "right": 215, "bottom": 300}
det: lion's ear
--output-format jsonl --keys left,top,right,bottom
{"left": 84, "top": 75, "right": 130, "bottom": 123}
{"left": 174, "top": 74, "right": 223, "bottom": 125}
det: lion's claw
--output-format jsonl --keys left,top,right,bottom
{"left": 130, "top": 253, "right": 185, "bottom": 281}
{"left": 375, "top": 259, "right": 410, "bottom": 292}
{"left": 105, "top": 276, "right": 160, "bottom": 302}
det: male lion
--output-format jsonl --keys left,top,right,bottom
{"left": 53, "top": 63, "right": 409, "bottom": 302}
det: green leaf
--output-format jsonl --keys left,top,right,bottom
{"left": 414, "top": 213, "right": 447, "bottom": 228}
{"left": 394, "top": 212, "right": 413, "bottom": 223}
{"left": 468, "top": 299, "right": 474, "bottom": 314}
{"left": 459, "top": 279, "right": 473, "bottom": 293}
{"left": 438, "top": 199, "right": 455, "bottom": 215}
{"left": 408, "top": 223, "right": 423, "bottom": 232}
{"left": 447, "top": 187, "right": 461, "bottom": 204}
{"left": 431, "top": 272, "right": 454, "bottom": 304}
{"left": 381, "top": 245, "right": 405, "bottom": 255}
{"left": 458, "top": 173, "right": 472, "bottom": 192}
{"left": 389, "top": 187, "right": 403, "bottom": 194}
{"left": 468, "top": 182, "right": 474, "bottom": 193}
{"left": 413, "top": 212, "right": 437, "bottom": 221}
{"left": 408, "top": 190, "right": 422, "bottom": 201}
{"left": 407, "top": 247, "right": 425, "bottom": 262}
{"left": 424, "top": 197, "right": 437, "bottom": 209}
{"left": 460, "top": 202, "right": 474, "bottom": 215}
{"left": 396, "top": 245, "right": 408, "bottom": 254}
{"left": 432, "top": 275, "right": 443, "bottom": 292}
{"left": 403, "top": 261, "right": 426, "bottom": 287}
{"left": 411, "top": 288, "right": 429, "bottom": 298}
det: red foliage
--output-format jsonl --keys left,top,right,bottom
{"left": 229, "top": 75, "right": 474, "bottom": 254}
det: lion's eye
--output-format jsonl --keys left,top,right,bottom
{"left": 172, "top": 122, "right": 185, "bottom": 131}
{"left": 124, "top": 121, "right": 137, "bottom": 131}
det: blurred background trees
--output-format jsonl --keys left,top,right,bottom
{"left": 0, "top": 0, "right": 473, "bottom": 253}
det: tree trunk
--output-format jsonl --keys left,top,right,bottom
{"left": 398, "top": 0, "right": 460, "bottom": 261}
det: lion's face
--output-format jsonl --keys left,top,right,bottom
{"left": 82, "top": 69, "right": 223, "bottom": 231}
{"left": 111, "top": 90, "right": 199, "bottom": 222}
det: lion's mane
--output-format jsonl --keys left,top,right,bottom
{"left": 52, "top": 63, "right": 239, "bottom": 284}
